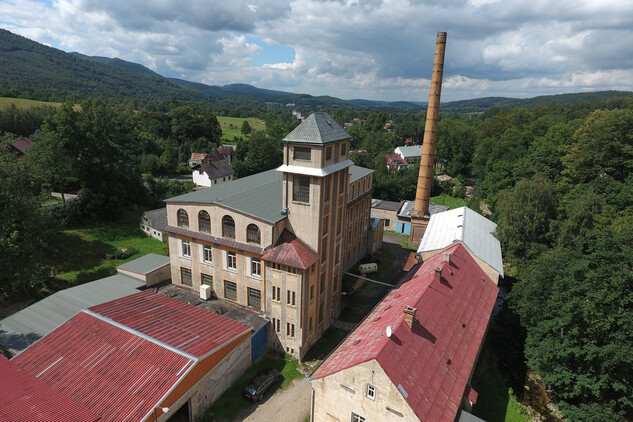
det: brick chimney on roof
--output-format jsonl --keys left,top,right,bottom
{"left": 403, "top": 306, "right": 417, "bottom": 329}
{"left": 410, "top": 32, "right": 447, "bottom": 248}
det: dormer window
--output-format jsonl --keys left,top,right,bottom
{"left": 294, "top": 147, "right": 311, "bottom": 161}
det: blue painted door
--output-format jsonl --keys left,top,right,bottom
{"left": 251, "top": 324, "right": 268, "bottom": 361}
{"left": 396, "top": 222, "right": 404, "bottom": 233}
{"left": 403, "top": 223, "right": 411, "bottom": 235}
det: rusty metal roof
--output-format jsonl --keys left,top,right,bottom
{"left": 0, "top": 356, "right": 101, "bottom": 422}
{"left": 312, "top": 243, "right": 499, "bottom": 421}
{"left": 89, "top": 291, "right": 251, "bottom": 358}
{"left": 261, "top": 229, "right": 319, "bottom": 270}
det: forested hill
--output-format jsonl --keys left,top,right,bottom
{"left": 0, "top": 29, "right": 203, "bottom": 103}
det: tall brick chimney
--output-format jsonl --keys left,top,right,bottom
{"left": 403, "top": 305, "right": 417, "bottom": 329}
{"left": 410, "top": 32, "right": 447, "bottom": 248}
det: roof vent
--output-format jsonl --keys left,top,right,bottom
{"left": 442, "top": 353, "right": 452, "bottom": 365}
{"left": 403, "top": 306, "right": 417, "bottom": 329}
{"left": 435, "top": 267, "right": 443, "bottom": 279}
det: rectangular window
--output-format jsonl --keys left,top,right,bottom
{"left": 181, "top": 240, "right": 191, "bottom": 258}
{"left": 337, "top": 208, "right": 343, "bottom": 235}
{"left": 322, "top": 215, "right": 329, "bottom": 236}
{"left": 294, "top": 146, "right": 311, "bottom": 161}
{"left": 335, "top": 244, "right": 340, "bottom": 265}
{"left": 201, "top": 273, "right": 213, "bottom": 286}
{"left": 385, "top": 219, "right": 390, "bottom": 227}
{"left": 351, "top": 413, "right": 365, "bottom": 422}
{"left": 339, "top": 172, "right": 345, "bottom": 193}
{"left": 326, "top": 146, "right": 332, "bottom": 160}
{"left": 366, "top": 385, "right": 376, "bottom": 400}
{"left": 321, "top": 237, "right": 327, "bottom": 263}
{"left": 224, "top": 280, "right": 237, "bottom": 301}
{"left": 310, "top": 285, "right": 314, "bottom": 301}
{"left": 272, "top": 286, "right": 281, "bottom": 302}
{"left": 319, "top": 303, "right": 324, "bottom": 323}
{"left": 320, "top": 273, "right": 325, "bottom": 294}
{"left": 341, "top": 142, "right": 347, "bottom": 156}
{"left": 226, "top": 251, "right": 237, "bottom": 270}
{"left": 323, "top": 176, "right": 330, "bottom": 202}
{"left": 287, "top": 323, "right": 295, "bottom": 337}
{"left": 251, "top": 258, "right": 261, "bottom": 277}
{"left": 248, "top": 288, "right": 261, "bottom": 311}
{"left": 181, "top": 267, "right": 192, "bottom": 286}
{"left": 293, "top": 175, "right": 310, "bottom": 203}
{"left": 202, "top": 245, "right": 212, "bottom": 263}
{"left": 287, "top": 290, "right": 296, "bottom": 306}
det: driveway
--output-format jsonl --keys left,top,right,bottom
{"left": 236, "top": 378, "right": 311, "bottom": 422}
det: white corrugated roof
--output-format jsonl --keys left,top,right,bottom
{"left": 417, "top": 207, "right": 504, "bottom": 277}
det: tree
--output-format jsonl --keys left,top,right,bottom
{"left": 0, "top": 136, "right": 53, "bottom": 299}
{"left": 241, "top": 120, "right": 252, "bottom": 135}
{"left": 495, "top": 174, "right": 557, "bottom": 260}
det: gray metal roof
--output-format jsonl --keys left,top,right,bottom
{"left": 397, "top": 201, "right": 449, "bottom": 218}
{"left": 349, "top": 165, "right": 374, "bottom": 183}
{"left": 165, "top": 169, "right": 285, "bottom": 224}
{"left": 371, "top": 199, "right": 401, "bottom": 211}
{"left": 395, "top": 145, "right": 423, "bottom": 158}
{"left": 117, "top": 253, "right": 170, "bottom": 275}
{"left": 141, "top": 208, "right": 167, "bottom": 230}
{"left": 284, "top": 112, "right": 350, "bottom": 144}
{"left": 0, "top": 274, "right": 145, "bottom": 355}
{"left": 417, "top": 206, "right": 504, "bottom": 277}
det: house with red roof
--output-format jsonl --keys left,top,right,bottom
{"left": 385, "top": 154, "right": 408, "bottom": 172}
{"left": 309, "top": 243, "right": 498, "bottom": 422}
{"left": 12, "top": 291, "right": 252, "bottom": 422}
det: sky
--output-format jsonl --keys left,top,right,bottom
{"left": 1, "top": 0, "right": 632, "bottom": 102}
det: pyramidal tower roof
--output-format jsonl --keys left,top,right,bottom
{"left": 283, "top": 112, "right": 350, "bottom": 144}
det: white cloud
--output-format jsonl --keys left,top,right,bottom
{"left": 1, "top": 0, "right": 633, "bottom": 101}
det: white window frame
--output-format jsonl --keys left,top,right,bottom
{"left": 202, "top": 245, "right": 212, "bottom": 264}
{"left": 351, "top": 413, "right": 365, "bottom": 422}
{"left": 181, "top": 240, "right": 191, "bottom": 258}
{"left": 226, "top": 251, "right": 237, "bottom": 271}
{"left": 366, "top": 384, "right": 376, "bottom": 400}
{"left": 250, "top": 258, "right": 261, "bottom": 277}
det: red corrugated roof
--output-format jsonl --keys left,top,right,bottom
{"left": 12, "top": 312, "right": 195, "bottom": 422}
{"left": 261, "top": 229, "right": 319, "bottom": 270}
{"left": 90, "top": 291, "right": 251, "bottom": 358}
{"left": 0, "top": 356, "right": 101, "bottom": 422}
{"left": 11, "top": 136, "right": 33, "bottom": 155}
{"left": 312, "top": 243, "right": 498, "bottom": 421}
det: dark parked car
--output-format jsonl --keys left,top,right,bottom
{"left": 243, "top": 368, "right": 280, "bottom": 401}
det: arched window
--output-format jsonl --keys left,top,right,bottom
{"left": 198, "top": 210, "right": 211, "bottom": 233}
{"left": 177, "top": 209, "right": 189, "bottom": 228}
{"left": 222, "top": 215, "right": 235, "bottom": 239}
{"left": 247, "top": 224, "right": 261, "bottom": 244}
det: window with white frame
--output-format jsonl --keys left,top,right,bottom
{"left": 181, "top": 240, "right": 191, "bottom": 258}
{"left": 202, "top": 245, "right": 212, "bottom": 263}
{"left": 351, "top": 413, "right": 365, "bottom": 422}
{"left": 226, "top": 251, "right": 237, "bottom": 270}
{"left": 251, "top": 258, "right": 261, "bottom": 277}
{"left": 366, "top": 385, "right": 376, "bottom": 400}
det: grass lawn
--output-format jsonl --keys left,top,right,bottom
{"left": 202, "top": 352, "right": 303, "bottom": 422}
{"left": 0, "top": 97, "right": 64, "bottom": 109}
{"left": 49, "top": 220, "right": 167, "bottom": 286}
{"left": 471, "top": 340, "right": 529, "bottom": 422}
{"left": 430, "top": 194, "right": 467, "bottom": 209}
{"left": 218, "top": 116, "right": 266, "bottom": 142}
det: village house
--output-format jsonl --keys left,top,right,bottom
{"left": 310, "top": 242, "right": 499, "bottom": 422}
{"left": 394, "top": 145, "right": 422, "bottom": 166}
{"left": 371, "top": 199, "right": 448, "bottom": 234}
{"left": 190, "top": 149, "right": 235, "bottom": 188}
{"left": 163, "top": 112, "right": 374, "bottom": 359}
{"left": 140, "top": 207, "right": 168, "bottom": 241}
{"left": 9, "top": 135, "right": 33, "bottom": 157}
{"left": 385, "top": 154, "right": 408, "bottom": 172}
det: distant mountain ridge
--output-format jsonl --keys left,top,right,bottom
{"left": 1, "top": 28, "right": 632, "bottom": 111}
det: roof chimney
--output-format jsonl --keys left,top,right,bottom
{"left": 435, "top": 267, "right": 443, "bottom": 279}
{"left": 443, "top": 252, "right": 452, "bottom": 264}
{"left": 410, "top": 32, "right": 447, "bottom": 248}
{"left": 403, "top": 305, "right": 417, "bottom": 329}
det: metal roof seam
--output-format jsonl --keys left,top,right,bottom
{"left": 82, "top": 310, "right": 200, "bottom": 362}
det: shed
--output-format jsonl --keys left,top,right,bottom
{"left": 116, "top": 253, "right": 170, "bottom": 286}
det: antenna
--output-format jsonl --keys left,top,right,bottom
{"left": 386, "top": 325, "right": 392, "bottom": 338}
